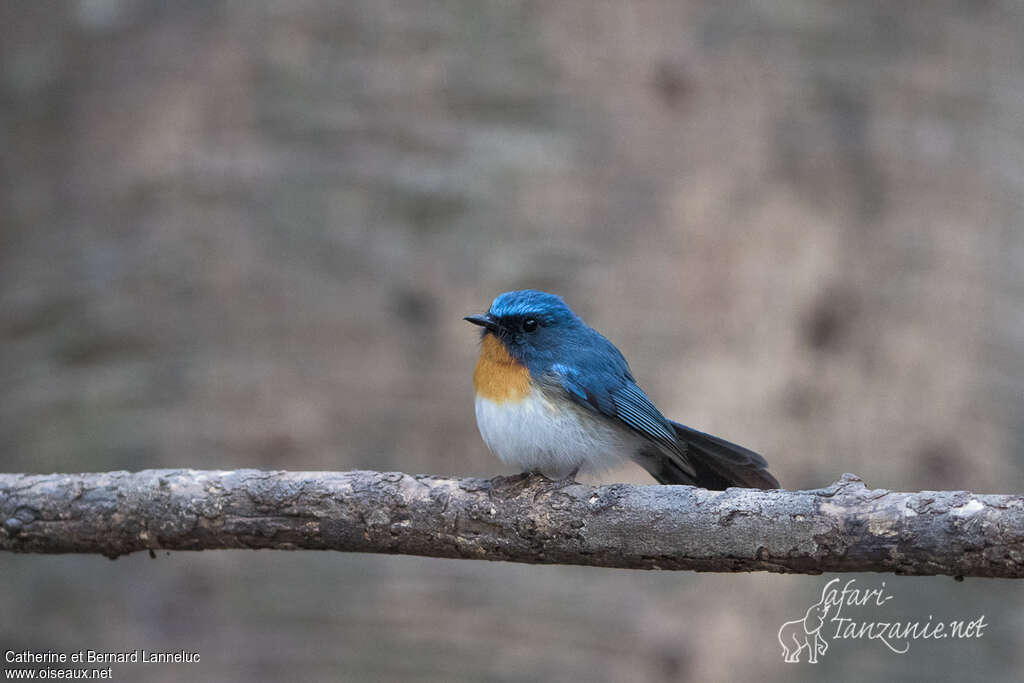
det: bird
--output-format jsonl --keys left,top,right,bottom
{"left": 464, "top": 290, "right": 779, "bottom": 490}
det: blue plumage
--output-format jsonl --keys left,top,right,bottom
{"left": 466, "top": 289, "right": 778, "bottom": 489}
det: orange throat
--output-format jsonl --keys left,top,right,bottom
{"left": 473, "top": 333, "right": 531, "bottom": 403}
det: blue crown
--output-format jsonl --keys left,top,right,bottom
{"left": 489, "top": 290, "right": 576, "bottom": 322}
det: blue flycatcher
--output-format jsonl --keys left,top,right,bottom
{"left": 465, "top": 290, "right": 778, "bottom": 489}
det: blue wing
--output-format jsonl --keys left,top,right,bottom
{"left": 549, "top": 363, "right": 696, "bottom": 478}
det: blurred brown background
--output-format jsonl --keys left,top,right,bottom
{"left": 1, "top": 1, "right": 1022, "bottom": 681}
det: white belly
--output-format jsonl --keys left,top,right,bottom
{"left": 474, "top": 391, "right": 636, "bottom": 478}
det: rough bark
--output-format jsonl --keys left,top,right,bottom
{"left": 1, "top": 469, "right": 1022, "bottom": 577}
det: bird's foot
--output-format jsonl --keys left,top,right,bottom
{"left": 489, "top": 469, "right": 546, "bottom": 494}
{"left": 489, "top": 468, "right": 580, "bottom": 498}
{"left": 532, "top": 467, "right": 581, "bottom": 499}
{"left": 549, "top": 466, "right": 580, "bottom": 485}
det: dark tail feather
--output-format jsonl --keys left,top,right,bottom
{"left": 645, "top": 422, "right": 779, "bottom": 490}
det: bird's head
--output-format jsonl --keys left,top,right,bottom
{"left": 464, "top": 289, "right": 581, "bottom": 365}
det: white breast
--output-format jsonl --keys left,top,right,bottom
{"left": 474, "top": 391, "right": 637, "bottom": 479}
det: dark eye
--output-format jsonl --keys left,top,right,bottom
{"left": 522, "top": 318, "right": 538, "bottom": 333}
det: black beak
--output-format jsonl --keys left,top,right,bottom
{"left": 463, "top": 313, "right": 499, "bottom": 333}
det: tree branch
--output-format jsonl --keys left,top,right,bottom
{"left": 1, "top": 469, "right": 1022, "bottom": 577}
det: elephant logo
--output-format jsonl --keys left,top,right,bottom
{"left": 778, "top": 581, "right": 834, "bottom": 663}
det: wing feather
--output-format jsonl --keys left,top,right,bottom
{"left": 549, "top": 364, "right": 696, "bottom": 478}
